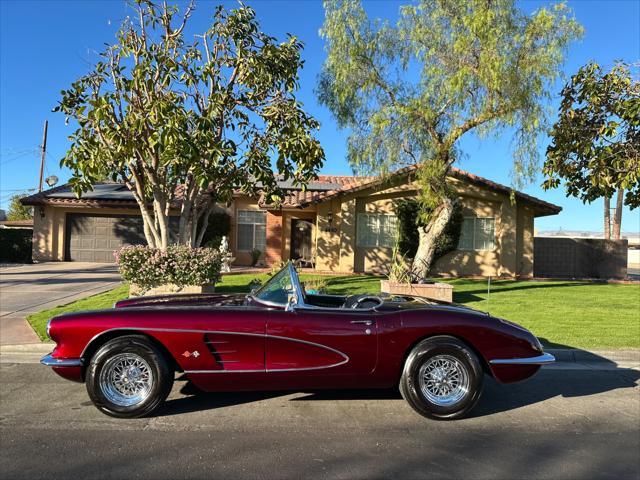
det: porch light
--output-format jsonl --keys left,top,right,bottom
{"left": 39, "top": 206, "right": 45, "bottom": 219}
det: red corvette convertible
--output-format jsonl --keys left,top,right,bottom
{"left": 42, "top": 263, "right": 553, "bottom": 420}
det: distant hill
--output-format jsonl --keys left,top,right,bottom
{"left": 536, "top": 230, "right": 639, "bottom": 242}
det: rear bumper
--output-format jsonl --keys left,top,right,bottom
{"left": 489, "top": 352, "right": 555, "bottom": 365}
{"left": 40, "top": 353, "right": 83, "bottom": 367}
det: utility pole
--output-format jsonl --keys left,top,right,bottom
{"left": 38, "top": 120, "right": 48, "bottom": 192}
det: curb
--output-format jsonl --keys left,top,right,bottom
{"left": 547, "top": 349, "right": 640, "bottom": 364}
{"left": 0, "top": 343, "right": 53, "bottom": 353}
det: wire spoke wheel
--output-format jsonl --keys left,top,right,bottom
{"left": 418, "top": 354, "right": 469, "bottom": 407}
{"left": 99, "top": 353, "right": 154, "bottom": 407}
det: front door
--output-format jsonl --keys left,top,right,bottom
{"left": 266, "top": 309, "right": 378, "bottom": 376}
{"left": 290, "top": 219, "right": 313, "bottom": 261}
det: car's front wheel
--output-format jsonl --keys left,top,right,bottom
{"left": 400, "top": 336, "right": 483, "bottom": 420}
{"left": 85, "top": 335, "right": 174, "bottom": 418}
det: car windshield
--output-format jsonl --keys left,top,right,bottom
{"left": 253, "top": 264, "right": 298, "bottom": 306}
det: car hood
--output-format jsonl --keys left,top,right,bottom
{"left": 114, "top": 292, "right": 247, "bottom": 309}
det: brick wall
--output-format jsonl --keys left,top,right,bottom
{"left": 265, "top": 210, "right": 283, "bottom": 265}
{"left": 534, "top": 237, "right": 628, "bottom": 279}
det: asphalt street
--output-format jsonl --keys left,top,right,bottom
{"left": 1, "top": 363, "right": 639, "bottom": 480}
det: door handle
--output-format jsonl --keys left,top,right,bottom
{"left": 350, "top": 320, "right": 373, "bottom": 325}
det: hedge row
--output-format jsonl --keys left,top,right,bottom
{"left": 0, "top": 229, "right": 33, "bottom": 263}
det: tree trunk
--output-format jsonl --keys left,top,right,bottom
{"left": 612, "top": 189, "right": 624, "bottom": 240}
{"left": 603, "top": 196, "right": 611, "bottom": 240}
{"left": 411, "top": 197, "right": 454, "bottom": 280}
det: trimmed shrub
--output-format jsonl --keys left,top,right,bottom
{"left": 0, "top": 229, "right": 32, "bottom": 263}
{"left": 115, "top": 245, "right": 222, "bottom": 292}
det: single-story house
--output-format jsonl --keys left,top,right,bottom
{"left": 21, "top": 165, "right": 561, "bottom": 277}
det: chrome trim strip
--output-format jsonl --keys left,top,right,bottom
{"left": 489, "top": 353, "right": 555, "bottom": 365}
{"left": 185, "top": 358, "right": 350, "bottom": 374}
{"left": 40, "top": 354, "right": 83, "bottom": 367}
{"left": 79, "top": 327, "right": 351, "bottom": 371}
{"left": 186, "top": 369, "right": 263, "bottom": 374}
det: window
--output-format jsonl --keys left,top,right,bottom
{"left": 357, "top": 213, "right": 397, "bottom": 248}
{"left": 458, "top": 217, "right": 495, "bottom": 251}
{"left": 237, "top": 210, "right": 266, "bottom": 252}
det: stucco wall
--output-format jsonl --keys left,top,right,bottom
{"left": 314, "top": 175, "right": 539, "bottom": 277}
{"left": 315, "top": 200, "right": 341, "bottom": 271}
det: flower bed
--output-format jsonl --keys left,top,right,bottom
{"left": 115, "top": 245, "right": 222, "bottom": 296}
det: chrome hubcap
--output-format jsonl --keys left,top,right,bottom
{"left": 418, "top": 354, "right": 469, "bottom": 407}
{"left": 99, "top": 353, "right": 153, "bottom": 407}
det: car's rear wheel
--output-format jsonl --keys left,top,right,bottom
{"left": 400, "top": 336, "right": 483, "bottom": 420}
{"left": 85, "top": 335, "right": 174, "bottom": 418}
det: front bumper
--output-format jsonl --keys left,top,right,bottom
{"left": 40, "top": 353, "right": 83, "bottom": 367}
{"left": 489, "top": 352, "right": 555, "bottom": 365}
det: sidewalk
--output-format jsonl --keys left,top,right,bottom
{"left": 0, "top": 262, "right": 121, "bottom": 345}
{"left": 1, "top": 343, "right": 638, "bottom": 370}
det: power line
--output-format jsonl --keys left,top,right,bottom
{"left": 0, "top": 148, "right": 37, "bottom": 157}
{"left": 0, "top": 150, "right": 38, "bottom": 167}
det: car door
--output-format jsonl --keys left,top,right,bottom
{"left": 266, "top": 308, "right": 378, "bottom": 375}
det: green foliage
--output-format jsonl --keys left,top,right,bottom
{"left": 395, "top": 198, "right": 462, "bottom": 260}
{"left": 318, "top": 0, "right": 582, "bottom": 213}
{"left": 202, "top": 211, "right": 231, "bottom": 248}
{"left": 269, "top": 260, "right": 288, "bottom": 276}
{"left": 6, "top": 194, "right": 33, "bottom": 221}
{"left": 0, "top": 229, "right": 33, "bottom": 263}
{"left": 55, "top": 1, "right": 324, "bottom": 248}
{"left": 302, "top": 277, "right": 329, "bottom": 293}
{"left": 115, "top": 244, "right": 222, "bottom": 291}
{"left": 543, "top": 62, "right": 640, "bottom": 209}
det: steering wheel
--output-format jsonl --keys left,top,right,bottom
{"left": 343, "top": 294, "right": 381, "bottom": 310}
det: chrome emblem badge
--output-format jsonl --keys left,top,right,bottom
{"left": 182, "top": 350, "right": 200, "bottom": 358}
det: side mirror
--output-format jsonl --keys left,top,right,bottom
{"left": 285, "top": 295, "right": 297, "bottom": 313}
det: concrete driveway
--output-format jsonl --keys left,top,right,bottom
{"left": 0, "top": 262, "right": 121, "bottom": 345}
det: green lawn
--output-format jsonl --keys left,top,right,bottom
{"left": 28, "top": 274, "right": 640, "bottom": 349}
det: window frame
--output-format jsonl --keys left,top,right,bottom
{"left": 356, "top": 212, "right": 398, "bottom": 248}
{"left": 236, "top": 210, "right": 267, "bottom": 253}
{"left": 457, "top": 216, "right": 496, "bottom": 252}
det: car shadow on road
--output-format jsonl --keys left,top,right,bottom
{"left": 159, "top": 349, "right": 639, "bottom": 418}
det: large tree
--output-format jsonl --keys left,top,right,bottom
{"left": 6, "top": 193, "right": 33, "bottom": 221}
{"left": 543, "top": 62, "right": 639, "bottom": 239}
{"left": 56, "top": 0, "right": 324, "bottom": 249}
{"left": 318, "top": 0, "right": 581, "bottom": 278}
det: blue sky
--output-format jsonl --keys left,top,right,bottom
{"left": 1, "top": 0, "right": 638, "bottom": 233}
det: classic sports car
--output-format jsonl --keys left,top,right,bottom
{"left": 42, "top": 263, "right": 554, "bottom": 420}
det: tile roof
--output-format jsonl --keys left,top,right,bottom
{"left": 0, "top": 219, "right": 34, "bottom": 228}
{"left": 21, "top": 165, "right": 561, "bottom": 216}
{"left": 257, "top": 175, "right": 374, "bottom": 208}
{"left": 296, "top": 165, "right": 561, "bottom": 216}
